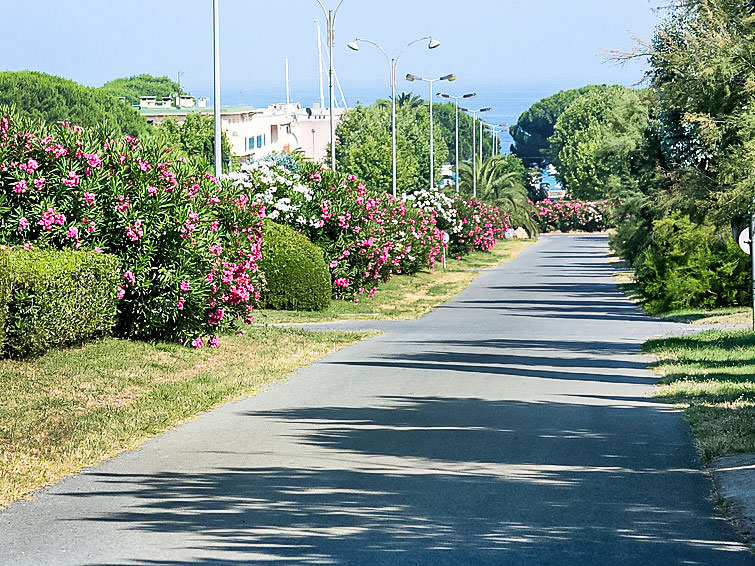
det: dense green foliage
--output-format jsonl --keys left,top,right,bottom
{"left": 431, "top": 101, "right": 495, "bottom": 164}
{"left": 0, "top": 72, "right": 148, "bottom": 138}
{"left": 153, "top": 113, "right": 232, "bottom": 169}
{"left": 510, "top": 86, "right": 604, "bottom": 163}
{"left": 4, "top": 249, "right": 120, "bottom": 359}
{"left": 335, "top": 100, "right": 447, "bottom": 194}
{"left": 335, "top": 97, "right": 495, "bottom": 194}
{"left": 258, "top": 220, "right": 331, "bottom": 311}
{"left": 634, "top": 214, "right": 750, "bottom": 314}
{"left": 550, "top": 86, "right": 651, "bottom": 200}
{"left": 100, "top": 74, "right": 184, "bottom": 106}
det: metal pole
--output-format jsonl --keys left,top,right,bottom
{"left": 751, "top": 195, "right": 755, "bottom": 331}
{"left": 328, "top": 10, "right": 336, "bottom": 170}
{"left": 472, "top": 111, "right": 477, "bottom": 198}
{"left": 391, "top": 59, "right": 397, "bottom": 198}
{"left": 213, "top": 0, "right": 222, "bottom": 180}
{"left": 455, "top": 97, "right": 459, "bottom": 193}
{"left": 479, "top": 119, "right": 483, "bottom": 162}
{"left": 429, "top": 79, "right": 434, "bottom": 190}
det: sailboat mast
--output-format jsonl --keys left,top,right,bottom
{"left": 285, "top": 58, "right": 291, "bottom": 105}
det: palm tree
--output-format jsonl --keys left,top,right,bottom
{"left": 396, "top": 92, "right": 423, "bottom": 109}
{"left": 458, "top": 156, "right": 539, "bottom": 236}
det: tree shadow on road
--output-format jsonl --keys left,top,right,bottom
{"left": 66, "top": 396, "right": 751, "bottom": 565}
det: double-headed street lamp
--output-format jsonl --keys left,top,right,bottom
{"left": 437, "top": 92, "right": 476, "bottom": 193}
{"left": 460, "top": 107, "right": 491, "bottom": 198}
{"left": 349, "top": 36, "right": 440, "bottom": 198}
{"left": 406, "top": 72, "right": 455, "bottom": 190}
{"left": 316, "top": 1, "right": 346, "bottom": 171}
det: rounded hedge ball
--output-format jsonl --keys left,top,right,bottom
{"left": 258, "top": 220, "right": 331, "bottom": 311}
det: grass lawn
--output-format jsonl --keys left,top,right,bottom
{"left": 643, "top": 328, "right": 755, "bottom": 462}
{"left": 255, "top": 239, "right": 536, "bottom": 324}
{"left": 0, "top": 327, "right": 370, "bottom": 507}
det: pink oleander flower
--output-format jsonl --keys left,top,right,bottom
{"left": 13, "top": 180, "right": 27, "bottom": 194}
{"left": 65, "top": 226, "right": 79, "bottom": 240}
{"left": 34, "top": 177, "right": 45, "bottom": 189}
{"left": 180, "top": 279, "right": 191, "bottom": 292}
{"left": 123, "top": 270, "right": 136, "bottom": 284}
{"left": 117, "top": 286, "right": 126, "bottom": 300}
{"left": 83, "top": 191, "right": 96, "bottom": 205}
{"left": 236, "top": 329, "right": 245, "bottom": 337}
{"left": 94, "top": 247, "right": 103, "bottom": 253}
{"left": 23, "top": 243, "right": 33, "bottom": 250}
{"left": 17, "top": 217, "right": 29, "bottom": 231}
{"left": 191, "top": 338, "right": 203, "bottom": 349}
{"left": 328, "top": 261, "right": 338, "bottom": 268}
{"left": 147, "top": 186, "right": 158, "bottom": 197}
{"left": 63, "top": 171, "right": 79, "bottom": 187}
{"left": 209, "top": 336, "right": 220, "bottom": 348}
{"left": 177, "top": 296, "right": 186, "bottom": 310}
{"left": 209, "top": 243, "right": 223, "bottom": 256}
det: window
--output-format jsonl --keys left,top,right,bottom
{"left": 248, "top": 137, "right": 256, "bottom": 149}
{"left": 257, "top": 135, "right": 263, "bottom": 147}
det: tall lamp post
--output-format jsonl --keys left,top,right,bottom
{"left": 316, "top": 1, "right": 346, "bottom": 171}
{"left": 349, "top": 36, "right": 440, "bottom": 198}
{"left": 212, "top": 0, "right": 222, "bottom": 180}
{"left": 406, "top": 72, "right": 455, "bottom": 190}
{"left": 485, "top": 123, "right": 509, "bottom": 157}
{"left": 437, "top": 92, "right": 476, "bottom": 192}
{"left": 460, "top": 107, "right": 491, "bottom": 198}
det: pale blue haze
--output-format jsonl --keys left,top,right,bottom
{"left": 0, "top": 0, "right": 661, "bottom": 145}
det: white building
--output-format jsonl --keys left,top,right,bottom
{"left": 140, "top": 101, "right": 346, "bottom": 163}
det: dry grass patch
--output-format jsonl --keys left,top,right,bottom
{"left": 0, "top": 326, "right": 370, "bottom": 507}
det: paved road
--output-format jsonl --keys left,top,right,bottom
{"left": 1, "top": 234, "right": 753, "bottom": 565}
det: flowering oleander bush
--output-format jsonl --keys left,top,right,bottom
{"left": 297, "top": 163, "right": 443, "bottom": 301}
{"left": 534, "top": 198, "right": 612, "bottom": 232}
{"left": 226, "top": 161, "right": 513, "bottom": 302}
{"left": 450, "top": 198, "right": 511, "bottom": 255}
{"left": 0, "top": 109, "right": 263, "bottom": 347}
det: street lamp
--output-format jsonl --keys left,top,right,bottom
{"left": 460, "top": 107, "right": 491, "bottom": 198}
{"left": 406, "top": 72, "right": 455, "bottom": 190}
{"left": 316, "top": 1, "right": 346, "bottom": 171}
{"left": 349, "top": 36, "right": 440, "bottom": 198}
{"left": 437, "top": 91, "right": 476, "bottom": 193}
{"left": 485, "top": 123, "right": 509, "bottom": 157}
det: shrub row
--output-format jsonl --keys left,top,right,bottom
{"left": 534, "top": 199, "right": 611, "bottom": 232}
{"left": 226, "top": 159, "right": 511, "bottom": 302}
{"left": 0, "top": 109, "right": 264, "bottom": 348}
{"left": 0, "top": 248, "right": 119, "bottom": 358}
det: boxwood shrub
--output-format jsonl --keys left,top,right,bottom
{"left": 258, "top": 220, "right": 331, "bottom": 311}
{"left": 0, "top": 251, "right": 11, "bottom": 353}
{"left": 4, "top": 249, "right": 120, "bottom": 358}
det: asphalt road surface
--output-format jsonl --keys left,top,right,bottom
{"left": 1, "top": 233, "right": 753, "bottom": 565}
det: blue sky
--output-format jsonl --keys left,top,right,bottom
{"left": 0, "top": 0, "right": 661, "bottom": 106}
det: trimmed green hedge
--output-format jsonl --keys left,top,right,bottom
{"left": 3, "top": 249, "right": 120, "bottom": 359}
{"left": 0, "top": 252, "right": 11, "bottom": 353}
{"left": 258, "top": 221, "right": 331, "bottom": 311}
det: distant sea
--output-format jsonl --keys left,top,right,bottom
{"left": 206, "top": 81, "right": 567, "bottom": 156}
